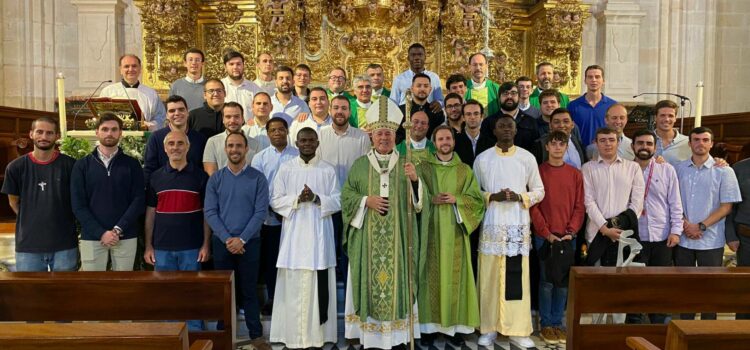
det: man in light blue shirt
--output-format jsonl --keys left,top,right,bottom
{"left": 390, "top": 43, "right": 444, "bottom": 109}
{"left": 653, "top": 100, "right": 691, "bottom": 165}
{"left": 674, "top": 126, "right": 741, "bottom": 320}
{"left": 270, "top": 66, "right": 310, "bottom": 124}
{"left": 249, "top": 116, "right": 299, "bottom": 316}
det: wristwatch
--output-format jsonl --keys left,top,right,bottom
{"left": 698, "top": 222, "right": 707, "bottom": 232}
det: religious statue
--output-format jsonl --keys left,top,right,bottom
{"left": 459, "top": 0, "right": 481, "bottom": 33}
{"left": 266, "top": 0, "right": 290, "bottom": 30}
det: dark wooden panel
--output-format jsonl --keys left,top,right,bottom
{"left": 573, "top": 325, "right": 666, "bottom": 350}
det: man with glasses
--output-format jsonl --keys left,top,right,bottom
{"left": 444, "top": 92, "right": 465, "bottom": 133}
{"left": 348, "top": 75, "right": 374, "bottom": 128}
{"left": 465, "top": 53, "right": 500, "bottom": 117}
{"left": 481, "top": 82, "right": 540, "bottom": 151}
{"left": 326, "top": 67, "right": 354, "bottom": 101}
{"left": 169, "top": 48, "right": 206, "bottom": 111}
{"left": 189, "top": 78, "right": 227, "bottom": 139}
{"left": 292, "top": 63, "right": 312, "bottom": 103}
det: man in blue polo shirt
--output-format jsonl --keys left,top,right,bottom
{"left": 568, "top": 65, "right": 617, "bottom": 147}
{"left": 144, "top": 130, "right": 209, "bottom": 330}
{"left": 204, "top": 131, "right": 270, "bottom": 350}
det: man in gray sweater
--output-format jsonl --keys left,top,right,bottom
{"left": 169, "top": 48, "right": 206, "bottom": 111}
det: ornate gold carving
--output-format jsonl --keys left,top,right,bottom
{"left": 136, "top": 0, "right": 588, "bottom": 95}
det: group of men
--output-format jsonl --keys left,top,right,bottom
{"left": 3, "top": 41, "right": 749, "bottom": 350}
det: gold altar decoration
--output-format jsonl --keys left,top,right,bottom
{"left": 135, "top": 0, "right": 589, "bottom": 95}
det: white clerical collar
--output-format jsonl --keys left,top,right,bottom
{"left": 356, "top": 100, "right": 372, "bottom": 109}
{"left": 472, "top": 79, "right": 486, "bottom": 89}
{"left": 373, "top": 88, "right": 383, "bottom": 96}
{"left": 411, "top": 138, "right": 427, "bottom": 149}
{"left": 185, "top": 76, "right": 204, "bottom": 84}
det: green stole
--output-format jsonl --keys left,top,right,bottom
{"left": 465, "top": 79, "right": 500, "bottom": 116}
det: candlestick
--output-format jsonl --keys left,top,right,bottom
{"left": 56, "top": 72, "right": 67, "bottom": 138}
{"left": 695, "top": 81, "right": 704, "bottom": 127}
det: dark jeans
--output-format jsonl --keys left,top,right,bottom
{"left": 674, "top": 245, "right": 723, "bottom": 320}
{"left": 332, "top": 211, "right": 348, "bottom": 283}
{"left": 212, "top": 236, "right": 262, "bottom": 338}
{"left": 260, "top": 224, "right": 281, "bottom": 301}
{"left": 626, "top": 240, "right": 673, "bottom": 324}
{"left": 737, "top": 230, "right": 750, "bottom": 319}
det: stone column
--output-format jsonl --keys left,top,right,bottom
{"left": 594, "top": 0, "right": 646, "bottom": 102}
{"left": 71, "top": 0, "right": 125, "bottom": 95}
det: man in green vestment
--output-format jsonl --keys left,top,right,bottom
{"left": 342, "top": 97, "right": 423, "bottom": 348}
{"left": 367, "top": 63, "right": 391, "bottom": 101}
{"left": 464, "top": 53, "right": 500, "bottom": 117}
{"left": 396, "top": 111, "right": 436, "bottom": 165}
{"left": 529, "top": 62, "right": 570, "bottom": 108}
{"left": 417, "top": 125, "right": 485, "bottom": 347}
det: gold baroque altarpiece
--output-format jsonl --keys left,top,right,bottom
{"left": 135, "top": 0, "right": 589, "bottom": 95}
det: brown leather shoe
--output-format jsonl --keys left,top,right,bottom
{"left": 540, "top": 326, "right": 559, "bottom": 344}
{"left": 249, "top": 336, "right": 272, "bottom": 350}
{"left": 554, "top": 327, "right": 567, "bottom": 344}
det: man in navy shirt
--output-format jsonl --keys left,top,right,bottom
{"left": 204, "top": 131, "right": 270, "bottom": 350}
{"left": 2, "top": 117, "right": 78, "bottom": 271}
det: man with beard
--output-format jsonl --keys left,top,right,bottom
{"left": 417, "top": 125, "right": 484, "bottom": 347}
{"left": 473, "top": 116, "right": 545, "bottom": 349}
{"left": 465, "top": 53, "right": 500, "bottom": 117}
{"left": 674, "top": 127, "right": 741, "bottom": 321}
{"left": 530, "top": 131, "right": 585, "bottom": 345}
{"left": 71, "top": 113, "right": 145, "bottom": 271}
{"left": 623, "top": 129, "right": 683, "bottom": 325}
{"left": 342, "top": 97, "right": 422, "bottom": 349}
{"left": 251, "top": 117, "right": 299, "bottom": 315}
{"left": 188, "top": 78, "right": 226, "bottom": 139}
{"left": 289, "top": 87, "right": 332, "bottom": 140}
{"left": 531, "top": 108, "right": 587, "bottom": 168}
{"left": 516, "top": 76, "right": 541, "bottom": 120}
{"left": 169, "top": 48, "right": 206, "bottom": 111}
{"left": 292, "top": 63, "right": 312, "bottom": 103}
{"left": 481, "top": 82, "right": 539, "bottom": 152}
{"left": 454, "top": 100, "right": 494, "bottom": 169}
{"left": 318, "top": 95, "right": 371, "bottom": 281}
{"left": 446, "top": 74, "right": 468, "bottom": 99}
{"left": 348, "top": 75, "right": 374, "bottom": 129}
{"left": 269, "top": 128, "right": 340, "bottom": 348}
{"left": 254, "top": 52, "right": 276, "bottom": 95}
{"left": 366, "top": 63, "right": 390, "bottom": 101}
{"left": 586, "top": 103, "right": 635, "bottom": 160}
{"left": 221, "top": 51, "right": 261, "bottom": 122}
{"left": 391, "top": 43, "right": 444, "bottom": 110}
{"left": 203, "top": 102, "right": 260, "bottom": 176}
{"left": 396, "top": 73, "right": 446, "bottom": 143}
{"left": 144, "top": 130, "right": 210, "bottom": 331}
{"left": 243, "top": 92, "right": 273, "bottom": 150}
{"left": 204, "top": 131, "right": 270, "bottom": 350}
{"left": 271, "top": 65, "right": 310, "bottom": 124}
{"left": 569, "top": 65, "right": 617, "bottom": 148}
{"left": 2, "top": 117, "right": 77, "bottom": 272}
{"left": 396, "top": 111, "right": 437, "bottom": 164}
{"left": 529, "top": 62, "right": 569, "bottom": 109}
{"left": 326, "top": 67, "right": 355, "bottom": 101}
{"left": 144, "top": 95, "right": 207, "bottom": 184}
{"left": 444, "top": 93, "right": 465, "bottom": 133}
{"left": 100, "top": 54, "right": 166, "bottom": 131}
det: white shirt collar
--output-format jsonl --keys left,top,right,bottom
{"left": 356, "top": 100, "right": 372, "bottom": 109}
{"left": 471, "top": 79, "right": 486, "bottom": 89}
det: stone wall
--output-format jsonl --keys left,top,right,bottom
{"left": 1, "top": 0, "right": 748, "bottom": 116}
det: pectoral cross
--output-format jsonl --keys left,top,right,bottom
{"left": 38, "top": 181, "right": 47, "bottom": 191}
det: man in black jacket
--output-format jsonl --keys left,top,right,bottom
{"left": 481, "top": 82, "right": 539, "bottom": 151}
{"left": 396, "top": 73, "right": 445, "bottom": 144}
{"left": 531, "top": 108, "right": 587, "bottom": 168}
{"left": 455, "top": 99, "right": 494, "bottom": 168}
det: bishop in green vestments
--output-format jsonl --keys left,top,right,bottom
{"left": 342, "top": 97, "right": 423, "bottom": 348}
{"left": 417, "top": 125, "right": 485, "bottom": 344}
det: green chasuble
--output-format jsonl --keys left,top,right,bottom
{"left": 529, "top": 87, "right": 570, "bottom": 108}
{"left": 465, "top": 79, "right": 500, "bottom": 117}
{"left": 395, "top": 140, "right": 436, "bottom": 166}
{"left": 417, "top": 152, "right": 485, "bottom": 329}
{"left": 348, "top": 100, "right": 371, "bottom": 129}
{"left": 342, "top": 152, "right": 420, "bottom": 323}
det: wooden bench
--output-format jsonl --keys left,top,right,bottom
{"left": 567, "top": 267, "right": 750, "bottom": 350}
{"left": 626, "top": 320, "right": 750, "bottom": 350}
{"left": 0, "top": 271, "right": 234, "bottom": 350}
{"left": 0, "top": 322, "right": 212, "bottom": 350}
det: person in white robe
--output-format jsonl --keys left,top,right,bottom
{"left": 269, "top": 127, "right": 340, "bottom": 348}
{"left": 473, "top": 115, "right": 545, "bottom": 349}
{"left": 100, "top": 54, "right": 166, "bottom": 131}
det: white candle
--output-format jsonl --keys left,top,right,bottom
{"left": 695, "top": 81, "right": 704, "bottom": 127}
{"left": 56, "top": 72, "right": 67, "bottom": 138}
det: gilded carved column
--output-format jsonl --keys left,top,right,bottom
{"left": 594, "top": 0, "right": 645, "bottom": 101}
{"left": 70, "top": 0, "right": 126, "bottom": 94}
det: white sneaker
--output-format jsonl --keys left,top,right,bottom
{"left": 477, "top": 332, "right": 497, "bottom": 347}
{"left": 509, "top": 336, "right": 535, "bottom": 348}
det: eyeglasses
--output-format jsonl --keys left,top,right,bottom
{"left": 329, "top": 76, "right": 345, "bottom": 81}
{"left": 501, "top": 91, "right": 519, "bottom": 97}
{"left": 205, "top": 89, "right": 225, "bottom": 95}
{"left": 446, "top": 103, "right": 462, "bottom": 110}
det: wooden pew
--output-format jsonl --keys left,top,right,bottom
{"left": 0, "top": 322, "right": 212, "bottom": 350}
{"left": 0, "top": 271, "right": 234, "bottom": 350}
{"left": 567, "top": 267, "right": 750, "bottom": 350}
{"left": 626, "top": 320, "right": 750, "bottom": 350}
